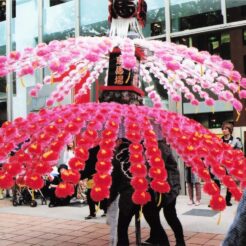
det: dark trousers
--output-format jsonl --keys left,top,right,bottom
{"left": 213, "top": 179, "right": 231, "bottom": 204}
{"left": 49, "top": 188, "right": 70, "bottom": 206}
{"left": 117, "top": 190, "right": 170, "bottom": 246}
{"left": 86, "top": 189, "right": 107, "bottom": 216}
{"left": 163, "top": 198, "right": 185, "bottom": 246}
{"left": 86, "top": 189, "right": 96, "bottom": 216}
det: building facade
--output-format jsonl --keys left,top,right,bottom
{"left": 0, "top": 0, "right": 245, "bottom": 135}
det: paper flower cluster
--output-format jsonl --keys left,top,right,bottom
{"left": 0, "top": 37, "right": 245, "bottom": 115}
{"left": 0, "top": 102, "right": 245, "bottom": 210}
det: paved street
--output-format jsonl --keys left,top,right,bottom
{"left": 0, "top": 192, "right": 237, "bottom": 246}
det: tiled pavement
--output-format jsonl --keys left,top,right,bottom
{"left": 0, "top": 197, "right": 230, "bottom": 246}
{"left": 0, "top": 213, "right": 224, "bottom": 246}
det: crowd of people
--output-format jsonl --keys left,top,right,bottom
{"left": 0, "top": 120, "right": 245, "bottom": 246}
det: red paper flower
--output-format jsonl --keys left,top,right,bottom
{"left": 42, "top": 150, "right": 59, "bottom": 162}
{"left": 97, "top": 148, "right": 113, "bottom": 160}
{"left": 34, "top": 162, "right": 52, "bottom": 175}
{"left": 50, "top": 141, "right": 64, "bottom": 152}
{"left": 211, "top": 166, "right": 226, "bottom": 178}
{"left": 93, "top": 173, "right": 112, "bottom": 187}
{"left": 55, "top": 182, "right": 74, "bottom": 198}
{"left": 132, "top": 190, "right": 151, "bottom": 205}
{"left": 209, "top": 195, "right": 226, "bottom": 211}
{"left": 146, "top": 146, "right": 161, "bottom": 158}
{"left": 129, "top": 153, "right": 144, "bottom": 164}
{"left": 95, "top": 160, "right": 112, "bottom": 173}
{"left": 28, "top": 142, "right": 42, "bottom": 155}
{"left": 3, "top": 142, "right": 15, "bottom": 153}
{"left": 196, "top": 146, "right": 209, "bottom": 157}
{"left": 107, "top": 120, "right": 119, "bottom": 129}
{"left": 101, "top": 139, "right": 115, "bottom": 149}
{"left": 150, "top": 179, "right": 170, "bottom": 193}
{"left": 126, "top": 131, "right": 142, "bottom": 142}
{"left": 84, "top": 129, "right": 98, "bottom": 140}
{"left": 69, "top": 157, "right": 85, "bottom": 171}
{"left": 221, "top": 159, "right": 234, "bottom": 169}
{"left": 183, "top": 145, "right": 196, "bottom": 155}
{"left": 222, "top": 176, "right": 237, "bottom": 189}
{"left": 5, "top": 126, "right": 16, "bottom": 138}
{"left": 230, "top": 168, "right": 244, "bottom": 180}
{"left": 75, "top": 146, "right": 89, "bottom": 161}
{"left": 129, "top": 143, "right": 143, "bottom": 154}
{"left": 65, "top": 123, "right": 80, "bottom": 134}
{"left": 149, "top": 167, "right": 167, "bottom": 180}
{"left": 102, "top": 129, "right": 117, "bottom": 140}
{"left": 16, "top": 151, "right": 32, "bottom": 163}
{"left": 129, "top": 163, "right": 147, "bottom": 176}
{"left": 91, "top": 185, "right": 109, "bottom": 202}
{"left": 230, "top": 188, "right": 242, "bottom": 201}
{"left": 37, "top": 132, "right": 51, "bottom": 143}
{"left": 25, "top": 173, "right": 44, "bottom": 190}
{"left": 3, "top": 162, "right": 22, "bottom": 176}
{"left": 131, "top": 177, "right": 148, "bottom": 190}
{"left": 191, "top": 157, "right": 204, "bottom": 170}
{"left": 77, "top": 136, "right": 93, "bottom": 147}
{"left": 203, "top": 182, "right": 220, "bottom": 196}
{"left": 126, "top": 122, "right": 140, "bottom": 131}
{"left": 57, "top": 132, "right": 69, "bottom": 142}
{"left": 144, "top": 130, "right": 156, "bottom": 138}
{"left": 45, "top": 125, "right": 59, "bottom": 135}
{"left": 149, "top": 156, "right": 165, "bottom": 167}
{"left": 0, "top": 171, "right": 14, "bottom": 189}
{"left": 144, "top": 137, "right": 158, "bottom": 147}
{"left": 197, "top": 168, "right": 211, "bottom": 182}
{"left": 61, "top": 169, "right": 80, "bottom": 185}
{"left": 55, "top": 117, "right": 67, "bottom": 127}
{"left": 233, "top": 159, "right": 244, "bottom": 169}
{"left": 16, "top": 176, "right": 25, "bottom": 186}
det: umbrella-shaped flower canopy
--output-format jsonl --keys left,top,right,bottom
{"left": 0, "top": 36, "right": 246, "bottom": 211}
{"left": 0, "top": 37, "right": 246, "bottom": 113}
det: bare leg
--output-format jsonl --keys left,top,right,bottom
{"left": 187, "top": 183, "right": 194, "bottom": 204}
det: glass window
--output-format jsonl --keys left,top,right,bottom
{"left": 226, "top": 0, "right": 246, "bottom": 23}
{"left": 14, "top": 0, "right": 38, "bottom": 51}
{"left": 185, "top": 111, "right": 233, "bottom": 129}
{"left": 50, "top": 0, "right": 72, "bottom": 7}
{"left": 244, "top": 55, "right": 246, "bottom": 75}
{"left": 172, "top": 31, "right": 230, "bottom": 59}
{"left": 170, "top": 0, "right": 222, "bottom": 32}
{"left": 143, "top": 0, "right": 165, "bottom": 37}
{"left": 44, "top": 0, "right": 75, "bottom": 43}
{"left": 0, "top": 0, "right": 16, "bottom": 22}
{"left": 243, "top": 29, "right": 246, "bottom": 45}
{"left": 80, "top": 0, "right": 108, "bottom": 36}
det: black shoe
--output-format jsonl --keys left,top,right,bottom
{"left": 48, "top": 202, "right": 56, "bottom": 207}
{"left": 84, "top": 215, "right": 96, "bottom": 220}
{"left": 176, "top": 240, "right": 186, "bottom": 246}
{"left": 142, "top": 239, "right": 163, "bottom": 246}
{"left": 226, "top": 202, "right": 232, "bottom": 206}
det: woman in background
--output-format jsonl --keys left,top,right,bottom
{"left": 185, "top": 167, "right": 201, "bottom": 206}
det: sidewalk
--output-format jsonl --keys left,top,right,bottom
{"left": 0, "top": 193, "right": 237, "bottom": 246}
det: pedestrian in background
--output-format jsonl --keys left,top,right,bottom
{"left": 185, "top": 166, "right": 201, "bottom": 206}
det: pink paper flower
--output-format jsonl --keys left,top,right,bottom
{"left": 240, "top": 78, "right": 246, "bottom": 89}
{"left": 232, "top": 99, "right": 243, "bottom": 112}
{"left": 239, "top": 90, "right": 246, "bottom": 99}
{"left": 230, "top": 71, "right": 241, "bottom": 82}
{"left": 221, "top": 60, "right": 234, "bottom": 70}
{"left": 166, "top": 61, "right": 180, "bottom": 71}
{"left": 205, "top": 98, "right": 215, "bottom": 107}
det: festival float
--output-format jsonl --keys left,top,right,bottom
{"left": 0, "top": 0, "right": 245, "bottom": 213}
